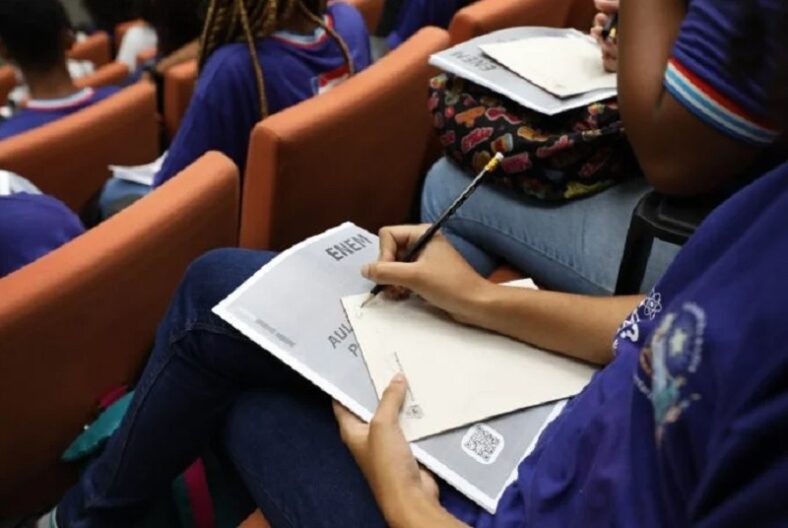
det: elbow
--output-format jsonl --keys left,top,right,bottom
{"left": 638, "top": 157, "right": 707, "bottom": 196}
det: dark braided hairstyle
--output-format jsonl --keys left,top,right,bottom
{"left": 199, "top": 0, "right": 356, "bottom": 118}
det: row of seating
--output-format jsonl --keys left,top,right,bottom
{"left": 0, "top": 0, "right": 594, "bottom": 518}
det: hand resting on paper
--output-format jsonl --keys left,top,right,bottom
{"left": 333, "top": 374, "right": 469, "bottom": 528}
{"left": 590, "top": 0, "right": 618, "bottom": 73}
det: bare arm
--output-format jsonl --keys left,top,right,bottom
{"left": 364, "top": 226, "right": 642, "bottom": 366}
{"left": 466, "top": 286, "right": 641, "bottom": 365}
{"left": 618, "top": 0, "right": 762, "bottom": 195}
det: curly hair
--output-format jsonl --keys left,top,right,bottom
{"left": 199, "top": 0, "right": 355, "bottom": 118}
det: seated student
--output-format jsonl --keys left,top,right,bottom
{"left": 46, "top": 2, "right": 787, "bottom": 526}
{"left": 0, "top": 0, "right": 119, "bottom": 141}
{"left": 99, "top": 0, "right": 372, "bottom": 216}
{"left": 420, "top": 0, "right": 784, "bottom": 296}
{"left": 385, "top": 0, "right": 471, "bottom": 50}
{"left": 0, "top": 170, "right": 84, "bottom": 278}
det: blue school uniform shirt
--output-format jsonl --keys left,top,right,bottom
{"left": 0, "top": 192, "right": 84, "bottom": 277}
{"left": 154, "top": 2, "right": 371, "bottom": 187}
{"left": 441, "top": 160, "right": 788, "bottom": 527}
{"left": 386, "top": 0, "right": 469, "bottom": 49}
{"left": 0, "top": 86, "right": 119, "bottom": 141}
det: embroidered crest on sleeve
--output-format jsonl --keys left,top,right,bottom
{"left": 634, "top": 302, "right": 706, "bottom": 443}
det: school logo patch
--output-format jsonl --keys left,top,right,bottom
{"left": 634, "top": 302, "right": 706, "bottom": 443}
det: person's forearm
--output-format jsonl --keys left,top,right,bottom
{"left": 463, "top": 285, "right": 642, "bottom": 365}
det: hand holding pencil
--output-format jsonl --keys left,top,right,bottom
{"left": 360, "top": 153, "right": 504, "bottom": 318}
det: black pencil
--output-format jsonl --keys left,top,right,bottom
{"left": 601, "top": 12, "right": 618, "bottom": 41}
{"left": 361, "top": 152, "right": 505, "bottom": 308}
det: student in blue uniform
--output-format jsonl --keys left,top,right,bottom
{"left": 420, "top": 0, "right": 784, "bottom": 295}
{"left": 46, "top": 1, "right": 787, "bottom": 527}
{"left": 0, "top": 0, "right": 119, "bottom": 140}
{"left": 385, "top": 0, "right": 470, "bottom": 49}
{"left": 0, "top": 172, "right": 84, "bottom": 278}
{"left": 99, "top": 0, "right": 372, "bottom": 215}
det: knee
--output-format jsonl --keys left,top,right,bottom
{"left": 176, "top": 248, "right": 277, "bottom": 318}
{"left": 420, "top": 157, "right": 470, "bottom": 223}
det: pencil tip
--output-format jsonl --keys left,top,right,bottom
{"left": 360, "top": 293, "right": 375, "bottom": 309}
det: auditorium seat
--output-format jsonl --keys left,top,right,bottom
{"left": 448, "top": 0, "right": 587, "bottom": 45}
{"left": 0, "top": 65, "right": 15, "bottom": 106}
{"left": 161, "top": 0, "right": 385, "bottom": 141}
{"left": 0, "top": 82, "right": 158, "bottom": 213}
{"left": 0, "top": 152, "right": 240, "bottom": 516}
{"left": 163, "top": 59, "right": 198, "bottom": 140}
{"left": 239, "top": 26, "right": 451, "bottom": 250}
{"left": 69, "top": 31, "right": 113, "bottom": 67}
{"left": 74, "top": 61, "right": 130, "bottom": 90}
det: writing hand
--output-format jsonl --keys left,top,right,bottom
{"left": 362, "top": 225, "right": 492, "bottom": 324}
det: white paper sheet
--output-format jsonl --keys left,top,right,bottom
{"left": 109, "top": 152, "right": 167, "bottom": 186}
{"left": 213, "top": 223, "right": 570, "bottom": 513}
{"left": 480, "top": 35, "right": 616, "bottom": 98}
{"left": 429, "top": 27, "right": 616, "bottom": 115}
{"left": 343, "top": 289, "right": 596, "bottom": 441}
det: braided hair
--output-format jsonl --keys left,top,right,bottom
{"left": 199, "top": 0, "right": 356, "bottom": 118}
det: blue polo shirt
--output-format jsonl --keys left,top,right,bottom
{"left": 0, "top": 192, "right": 84, "bottom": 277}
{"left": 386, "top": 0, "right": 469, "bottom": 49}
{"left": 154, "top": 2, "right": 371, "bottom": 187}
{"left": 440, "top": 159, "right": 788, "bottom": 526}
{"left": 0, "top": 86, "right": 120, "bottom": 141}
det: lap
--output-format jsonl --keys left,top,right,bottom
{"left": 421, "top": 157, "right": 679, "bottom": 294}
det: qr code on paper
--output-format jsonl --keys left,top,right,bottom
{"left": 461, "top": 424, "right": 505, "bottom": 465}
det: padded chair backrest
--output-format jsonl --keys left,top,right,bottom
{"left": 448, "top": 0, "right": 576, "bottom": 44}
{"left": 0, "top": 65, "right": 16, "bottom": 106}
{"left": 0, "top": 82, "right": 158, "bottom": 212}
{"left": 74, "top": 62, "right": 130, "bottom": 90}
{"left": 0, "top": 152, "right": 240, "bottom": 514}
{"left": 240, "top": 27, "right": 450, "bottom": 250}
{"left": 69, "top": 31, "right": 112, "bottom": 67}
{"left": 163, "top": 59, "right": 198, "bottom": 140}
{"left": 343, "top": 0, "right": 385, "bottom": 32}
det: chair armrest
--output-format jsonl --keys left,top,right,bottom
{"left": 75, "top": 62, "right": 130, "bottom": 90}
{"left": 448, "top": 0, "right": 575, "bottom": 45}
{"left": 0, "top": 152, "right": 239, "bottom": 512}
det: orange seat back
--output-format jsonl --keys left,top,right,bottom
{"left": 0, "top": 65, "right": 16, "bottom": 106}
{"left": 240, "top": 27, "right": 450, "bottom": 250}
{"left": 0, "top": 82, "right": 158, "bottom": 212}
{"left": 74, "top": 62, "right": 130, "bottom": 90}
{"left": 449, "top": 0, "right": 577, "bottom": 44}
{"left": 69, "top": 31, "right": 112, "bottom": 67}
{"left": 0, "top": 152, "right": 240, "bottom": 515}
{"left": 163, "top": 59, "right": 198, "bottom": 140}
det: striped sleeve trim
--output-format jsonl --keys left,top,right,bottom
{"left": 664, "top": 58, "right": 780, "bottom": 146}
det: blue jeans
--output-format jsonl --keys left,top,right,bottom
{"left": 98, "top": 178, "right": 152, "bottom": 219}
{"left": 57, "top": 249, "right": 404, "bottom": 527}
{"left": 421, "top": 158, "right": 680, "bottom": 295}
